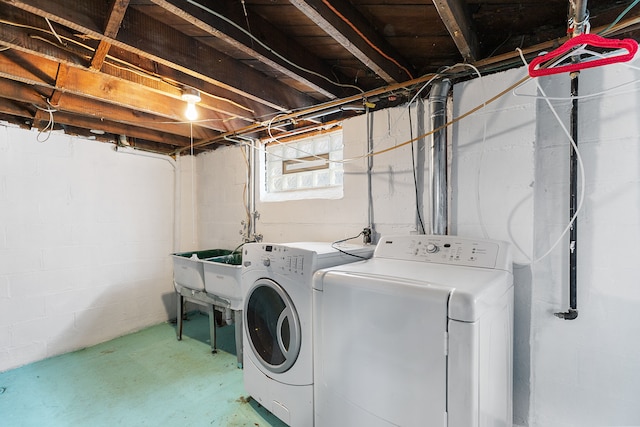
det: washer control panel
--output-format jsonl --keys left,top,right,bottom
{"left": 244, "top": 244, "right": 310, "bottom": 276}
{"left": 375, "top": 235, "right": 507, "bottom": 269}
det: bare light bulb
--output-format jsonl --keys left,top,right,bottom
{"left": 181, "top": 88, "right": 201, "bottom": 121}
{"left": 184, "top": 101, "right": 198, "bottom": 121}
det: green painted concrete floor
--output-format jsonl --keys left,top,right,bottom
{"left": 0, "top": 312, "right": 287, "bottom": 427}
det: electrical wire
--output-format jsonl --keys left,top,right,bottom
{"left": 0, "top": 18, "right": 253, "bottom": 120}
{"left": 185, "top": 0, "right": 364, "bottom": 93}
{"left": 599, "top": 0, "right": 640, "bottom": 35}
{"left": 516, "top": 48, "right": 586, "bottom": 264}
{"left": 44, "top": 18, "right": 65, "bottom": 46}
{"left": 512, "top": 75, "right": 640, "bottom": 100}
{"left": 366, "top": 104, "right": 374, "bottom": 237}
{"left": 512, "top": 47, "right": 640, "bottom": 100}
{"left": 319, "top": 0, "right": 414, "bottom": 80}
{"left": 357, "top": 63, "right": 516, "bottom": 165}
{"left": 240, "top": 142, "right": 252, "bottom": 240}
{"left": 331, "top": 231, "right": 370, "bottom": 259}
{"left": 341, "top": 74, "right": 531, "bottom": 162}
{"left": 407, "top": 103, "right": 426, "bottom": 234}
{"left": 33, "top": 99, "right": 57, "bottom": 142}
{"left": 463, "top": 64, "right": 491, "bottom": 240}
{"left": 263, "top": 114, "right": 348, "bottom": 166}
{"left": 236, "top": 66, "right": 528, "bottom": 172}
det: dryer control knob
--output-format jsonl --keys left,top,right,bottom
{"left": 426, "top": 243, "right": 439, "bottom": 253}
{"left": 262, "top": 257, "right": 271, "bottom": 267}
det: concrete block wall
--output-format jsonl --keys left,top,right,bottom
{"left": 197, "top": 57, "right": 640, "bottom": 426}
{"left": 453, "top": 57, "right": 640, "bottom": 426}
{"left": 196, "top": 146, "right": 249, "bottom": 251}
{"left": 0, "top": 127, "right": 176, "bottom": 372}
{"left": 176, "top": 154, "right": 199, "bottom": 251}
{"left": 452, "top": 67, "right": 536, "bottom": 426}
{"left": 197, "top": 105, "right": 430, "bottom": 247}
{"left": 530, "top": 58, "right": 640, "bottom": 427}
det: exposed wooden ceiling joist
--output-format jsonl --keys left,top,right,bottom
{"left": 3, "top": 0, "right": 315, "bottom": 112}
{"left": 147, "top": 0, "right": 358, "bottom": 100}
{"left": 0, "top": 49, "right": 228, "bottom": 134}
{"left": 0, "top": 0, "right": 637, "bottom": 154}
{"left": 289, "top": 0, "right": 415, "bottom": 83}
{"left": 90, "top": 0, "right": 130, "bottom": 71}
{"left": 0, "top": 77, "right": 194, "bottom": 148}
{"left": 433, "top": 0, "right": 479, "bottom": 62}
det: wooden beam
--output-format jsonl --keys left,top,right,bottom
{"left": 0, "top": 49, "right": 228, "bottom": 132}
{"left": 149, "top": 0, "right": 356, "bottom": 99}
{"left": 0, "top": 12, "right": 260, "bottom": 127}
{"left": 0, "top": 51, "right": 227, "bottom": 141}
{"left": 0, "top": 3, "right": 277, "bottom": 125}
{"left": 432, "top": 0, "right": 479, "bottom": 62}
{"left": 0, "top": 77, "right": 202, "bottom": 148}
{"left": 33, "top": 64, "right": 69, "bottom": 129}
{"left": 90, "top": 0, "right": 130, "bottom": 71}
{"left": 1, "top": 0, "right": 316, "bottom": 112}
{"left": 33, "top": 63, "right": 68, "bottom": 130}
{"left": 289, "top": 0, "right": 414, "bottom": 83}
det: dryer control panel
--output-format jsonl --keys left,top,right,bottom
{"left": 374, "top": 235, "right": 512, "bottom": 271}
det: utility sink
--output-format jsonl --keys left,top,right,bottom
{"left": 171, "top": 249, "right": 233, "bottom": 292}
{"left": 202, "top": 253, "right": 243, "bottom": 310}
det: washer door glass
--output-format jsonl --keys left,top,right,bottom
{"left": 245, "top": 278, "right": 301, "bottom": 374}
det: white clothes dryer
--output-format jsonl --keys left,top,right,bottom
{"left": 313, "top": 234, "right": 514, "bottom": 427}
{"left": 241, "top": 241, "right": 375, "bottom": 427}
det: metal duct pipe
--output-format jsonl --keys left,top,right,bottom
{"left": 428, "top": 79, "right": 451, "bottom": 235}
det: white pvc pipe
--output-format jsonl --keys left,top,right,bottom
{"left": 115, "top": 146, "right": 181, "bottom": 252}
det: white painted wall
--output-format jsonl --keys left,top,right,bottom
{"left": 196, "top": 146, "right": 250, "bottom": 250}
{"left": 452, "top": 67, "right": 537, "bottom": 426}
{"left": 529, "top": 59, "right": 640, "bottom": 427}
{"left": 453, "top": 57, "right": 640, "bottom": 426}
{"left": 198, "top": 55, "right": 640, "bottom": 426}
{"left": 3, "top": 49, "right": 638, "bottom": 426}
{"left": 197, "top": 104, "right": 430, "bottom": 248}
{"left": 0, "top": 128, "right": 176, "bottom": 372}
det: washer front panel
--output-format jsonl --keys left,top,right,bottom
{"left": 245, "top": 278, "right": 301, "bottom": 374}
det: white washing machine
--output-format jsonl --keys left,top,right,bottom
{"left": 241, "top": 241, "right": 375, "bottom": 426}
{"left": 313, "top": 234, "right": 514, "bottom": 427}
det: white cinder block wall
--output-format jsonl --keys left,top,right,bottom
{"left": 529, "top": 61, "right": 640, "bottom": 426}
{"left": 197, "top": 105, "right": 430, "bottom": 247}
{"left": 2, "top": 51, "right": 638, "bottom": 426}
{"left": 0, "top": 128, "right": 177, "bottom": 372}
{"left": 199, "top": 57, "right": 640, "bottom": 425}
{"left": 453, "top": 67, "right": 536, "bottom": 426}
{"left": 453, "top": 58, "right": 640, "bottom": 426}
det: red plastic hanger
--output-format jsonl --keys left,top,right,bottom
{"left": 528, "top": 33, "right": 638, "bottom": 77}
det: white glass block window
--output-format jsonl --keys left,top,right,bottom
{"left": 260, "top": 129, "right": 344, "bottom": 201}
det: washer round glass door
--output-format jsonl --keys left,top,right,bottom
{"left": 245, "top": 278, "right": 301, "bottom": 374}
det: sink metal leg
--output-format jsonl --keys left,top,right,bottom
{"left": 208, "top": 304, "right": 217, "bottom": 354}
{"left": 176, "top": 293, "right": 184, "bottom": 341}
{"left": 234, "top": 309, "right": 243, "bottom": 368}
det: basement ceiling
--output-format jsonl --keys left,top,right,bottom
{"left": 0, "top": 0, "right": 638, "bottom": 154}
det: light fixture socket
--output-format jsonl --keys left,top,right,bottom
{"left": 181, "top": 87, "right": 201, "bottom": 104}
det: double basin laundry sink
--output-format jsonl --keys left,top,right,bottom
{"left": 171, "top": 248, "right": 243, "bottom": 310}
{"left": 171, "top": 248, "right": 245, "bottom": 366}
